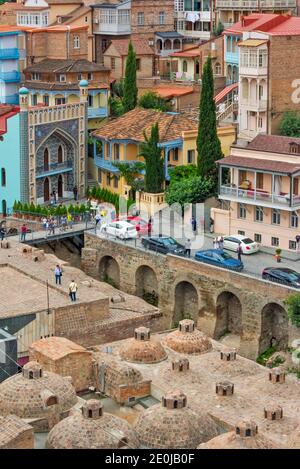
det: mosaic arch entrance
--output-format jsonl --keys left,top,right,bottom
{"left": 99, "top": 255, "right": 120, "bottom": 288}
{"left": 173, "top": 281, "right": 198, "bottom": 326}
{"left": 135, "top": 265, "right": 158, "bottom": 306}
{"left": 259, "top": 303, "right": 289, "bottom": 354}
{"left": 214, "top": 291, "right": 242, "bottom": 340}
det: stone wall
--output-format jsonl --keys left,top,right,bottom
{"left": 82, "top": 233, "right": 299, "bottom": 359}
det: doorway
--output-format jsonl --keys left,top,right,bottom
{"left": 44, "top": 177, "right": 50, "bottom": 201}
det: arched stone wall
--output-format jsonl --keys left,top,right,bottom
{"left": 135, "top": 265, "right": 159, "bottom": 306}
{"left": 214, "top": 291, "right": 242, "bottom": 340}
{"left": 259, "top": 302, "right": 289, "bottom": 354}
{"left": 173, "top": 281, "right": 199, "bottom": 325}
{"left": 99, "top": 255, "right": 120, "bottom": 288}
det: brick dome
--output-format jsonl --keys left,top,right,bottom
{"left": 0, "top": 361, "right": 77, "bottom": 427}
{"left": 288, "top": 426, "right": 300, "bottom": 449}
{"left": 198, "top": 420, "right": 276, "bottom": 449}
{"left": 164, "top": 320, "right": 212, "bottom": 355}
{"left": 46, "top": 400, "right": 139, "bottom": 449}
{"left": 133, "top": 390, "right": 219, "bottom": 448}
{"left": 119, "top": 328, "right": 167, "bottom": 364}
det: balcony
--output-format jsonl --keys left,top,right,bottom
{"left": 94, "top": 156, "right": 120, "bottom": 173}
{"left": 216, "top": 0, "right": 295, "bottom": 9}
{"left": 0, "top": 71, "right": 21, "bottom": 83}
{"left": 0, "top": 48, "right": 19, "bottom": 60}
{"left": 93, "top": 10, "right": 131, "bottom": 35}
{"left": 36, "top": 161, "right": 73, "bottom": 179}
{"left": 88, "top": 107, "right": 108, "bottom": 119}
{"left": 240, "top": 99, "right": 267, "bottom": 111}
{"left": 175, "top": 10, "right": 211, "bottom": 21}
{"left": 225, "top": 51, "right": 239, "bottom": 65}
{"left": 219, "top": 184, "right": 300, "bottom": 210}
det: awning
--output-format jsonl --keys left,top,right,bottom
{"left": 214, "top": 83, "right": 238, "bottom": 104}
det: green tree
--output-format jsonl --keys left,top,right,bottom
{"left": 279, "top": 111, "right": 300, "bottom": 137}
{"left": 139, "top": 123, "right": 164, "bottom": 193}
{"left": 123, "top": 41, "right": 138, "bottom": 113}
{"left": 213, "top": 21, "right": 224, "bottom": 36}
{"left": 284, "top": 293, "right": 300, "bottom": 327}
{"left": 138, "top": 91, "right": 171, "bottom": 112}
{"left": 197, "top": 56, "right": 223, "bottom": 181}
{"left": 165, "top": 176, "right": 215, "bottom": 206}
{"left": 109, "top": 96, "right": 125, "bottom": 117}
{"left": 169, "top": 164, "right": 198, "bottom": 183}
{"left": 113, "top": 161, "right": 145, "bottom": 195}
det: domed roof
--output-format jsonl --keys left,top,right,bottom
{"left": 133, "top": 390, "right": 219, "bottom": 448}
{"left": 46, "top": 399, "right": 139, "bottom": 449}
{"left": 19, "top": 86, "right": 29, "bottom": 95}
{"left": 164, "top": 320, "right": 212, "bottom": 354}
{"left": 0, "top": 361, "right": 77, "bottom": 421}
{"left": 288, "top": 425, "right": 300, "bottom": 449}
{"left": 119, "top": 327, "right": 167, "bottom": 364}
{"left": 198, "top": 420, "right": 276, "bottom": 449}
{"left": 79, "top": 79, "right": 88, "bottom": 87}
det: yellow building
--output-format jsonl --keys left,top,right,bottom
{"left": 91, "top": 108, "right": 236, "bottom": 197}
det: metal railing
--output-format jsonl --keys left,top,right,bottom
{"left": 35, "top": 161, "right": 73, "bottom": 176}
{"left": 220, "top": 185, "right": 300, "bottom": 206}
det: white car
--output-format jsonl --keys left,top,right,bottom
{"left": 223, "top": 235, "right": 259, "bottom": 255}
{"left": 100, "top": 220, "right": 138, "bottom": 239}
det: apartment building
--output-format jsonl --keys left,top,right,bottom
{"left": 174, "top": 0, "right": 215, "bottom": 42}
{"left": 212, "top": 134, "right": 300, "bottom": 251}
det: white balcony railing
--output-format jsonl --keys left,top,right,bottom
{"left": 216, "top": 0, "right": 295, "bottom": 8}
{"left": 220, "top": 185, "right": 300, "bottom": 207}
{"left": 239, "top": 99, "right": 267, "bottom": 111}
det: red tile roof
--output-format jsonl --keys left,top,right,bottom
{"left": 223, "top": 13, "right": 291, "bottom": 35}
{"left": 247, "top": 134, "right": 300, "bottom": 155}
{"left": 170, "top": 46, "right": 200, "bottom": 58}
{"left": 152, "top": 86, "right": 194, "bottom": 99}
{"left": 106, "top": 38, "right": 154, "bottom": 56}
{"left": 0, "top": 105, "right": 20, "bottom": 136}
{"left": 217, "top": 154, "right": 300, "bottom": 174}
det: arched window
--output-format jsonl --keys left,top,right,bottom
{"left": 73, "top": 35, "right": 80, "bottom": 49}
{"left": 45, "top": 396, "right": 58, "bottom": 406}
{"left": 182, "top": 60, "right": 188, "bottom": 73}
{"left": 215, "top": 62, "right": 221, "bottom": 75}
{"left": 57, "top": 145, "right": 63, "bottom": 164}
{"left": 44, "top": 148, "right": 49, "bottom": 171}
{"left": 1, "top": 168, "right": 6, "bottom": 187}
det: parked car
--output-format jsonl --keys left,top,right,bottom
{"left": 262, "top": 267, "right": 300, "bottom": 288}
{"left": 113, "top": 216, "right": 151, "bottom": 235}
{"left": 100, "top": 221, "right": 138, "bottom": 239}
{"left": 223, "top": 235, "right": 259, "bottom": 254}
{"left": 194, "top": 249, "right": 244, "bottom": 271}
{"left": 141, "top": 236, "right": 185, "bottom": 256}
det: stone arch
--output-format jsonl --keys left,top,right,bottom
{"left": 173, "top": 38, "right": 181, "bottom": 50}
{"left": 99, "top": 255, "right": 120, "bottom": 288}
{"left": 214, "top": 291, "right": 242, "bottom": 340}
{"left": 156, "top": 39, "right": 163, "bottom": 51}
{"left": 135, "top": 265, "right": 158, "bottom": 306}
{"left": 164, "top": 39, "right": 172, "bottom": 50}
{"left": 173, "top": 280, "right": 199, "bottom": 325}
{"left": 259, "top": 302, "right": 288, "bottom": 354}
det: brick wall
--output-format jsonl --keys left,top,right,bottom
{"left": 27, "top": 30, "right": 88, "bottom": 63}
{"left": 118, "top": 381, "right": 151, "bottom": 403}
{"left": 131, "top": 0, "right": 175, "bottom": 40}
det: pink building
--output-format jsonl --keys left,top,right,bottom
{"left": 212, "top": 134, "right": 300, "bottom": 251}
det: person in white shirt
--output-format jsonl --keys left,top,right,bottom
{"left": 69, "top": 280, "right": 78, "bottom": 301}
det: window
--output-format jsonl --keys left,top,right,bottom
{"left": 137, "top": 12, "right": 144, "bottom": 25}
{"left": 55, "top": 97, "right": 66, "bottom": 105}
{"left": 106, "top": 173, "right": 111, "bottom": 186}
{"left": 254, "top": 233, "right": 261, "bottom": 243}
{"left": 187, "top": 149, "right": 195, "bottom": 164}
{"left": 85, "top": 16, "right": 88, "bottom": 22}
{"left": 271, "top": 237, "right": 279, "bottom": 247}
{"left": 255, "top": 206, "right": 264, "bottom": 222}
{"left": 88, "top": 95, "right": 93, "bottom": 107}
{"left": 256, "top": 172, "right": 264, "bottom": 189}
{"left": 88, "top": 73, "right": 93, "bottom": 80}
{"left": 113, "top": 176, "right": 119, "bottom": 188}
{"left": 258, "top": 117, "right": 263, "bottom": 128}
{"left": 291, "top": 211, "right": 298, "bottom": 228}
{"left": 136, "top": 58, "right": 141, "bottom": 71}
{"left": 238, "top": 230, "right": 245, "bottom": 236}
{"left": 215, "top": 62, "right": 221, "bottom": 75}
{"left": 1, "top": 168, "right": 6, "bottom": 187}
{"left": 77, "top": 73, "right": 82, "bottom": 80}
{"left": 114, "top": 143, "right": 120, "bottom": 160}
{"left": 111, "top": 57, "right": 115, "bottom": 70}
{"left": 56, "top": 74, "right": 66, "bottom": 82}
{"left": 57, "top": 145, "right": 63, "bottom": 164}
{"left": 293, "top": 178, "right": 299, "bottom": 195}
{"left": 173, "top": 148, "right": 179, "bottom": 161}
{"left": 289, "top": 240, "right": 297, "bottom": 250}
{"left": 239, "top": 170, "right": 247, "bottom": 185}
{"left": 272, "top": 209, "right": 281, "bottom": 225}
{"left": 43, "top": 95, "right": 49, "bottom": 106}
{"left": 43, "top": 148, "right": 49, "bottom": 171}
{"left": 238, "top": 203, "right": 246, "bottom": 219}
{"left": 32, "top": 94, "right": 38, "bottom": 106}
{"left": 159, "top": 11, "right": 165, "bottom": 25}
{"left": 182, "top": 60, "right": 188, "bottom": 73}
{"left": 31, "top": 72, "right": 40, "bottom": 80}
{"left": 73, "top": 35, "right": 80, "bottom": 49}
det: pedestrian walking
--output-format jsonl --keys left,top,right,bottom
{"left": 191, "top": 216, "right": 197, "bottom": 234}
{"left": 296, "top": 234, "right": 300, "bottom": 252}
{"left": 95, "top": 213, "right": 101, "bottom": 227}
{"left": 53, "top": 190, "right": 57, "bottom": 204}
{"left": 209, "top": 217, "right": 214, "bottom": 234}
{"left": 61, "top": 215, "right": 67, "bottom": 231}
{"left": 213, "top": 237, "right": 217, "bottom": 249}
{"left": 20, "top": 224, "right": 27, "bottom": 242}
{"left": 67, "top": 212, "right": 73, "bottom": 229}
{"left": 73, "top": 186, "right": 78, "bottom": 201}
{"left": 237, "top": 242, "right": 243, "bottom": 262}
{"left": 54, "top": 264, "right": 62, "bottom": 285}
{"left": 69, "top": 280, "right": 78, "bottom": 301}
{"left": 218, "top": 236, "right": 224, "bottom": 251}
{"left": 185, "top": 238, "right": 191, "bottom": 258}
{"left": 0, "top": 226, "right": 5, "bottom": 241}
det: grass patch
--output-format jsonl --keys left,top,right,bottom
{"left": 256, "top": 346, "right": 277, "bottom": 366}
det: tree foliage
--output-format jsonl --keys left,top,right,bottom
{"left": 138, "top": 91, "right": 171, "bottom": 112}
{"left": 139, "top": 122, "right": 164, "bottom": 193}
{"left": 165, "top": 176, "right": 215, "bottom": 206}
{"left": 279, "top": 111, "right": 300, "bottom": 138}
{"left": 169, "top": 164, "right": 198, "bottom": 183}
{"left": 197, "top": 56, "right": 223, "bottom": 182}
{"left": 123, "top": 41, "right": 138, "bottom": 113}
{"left": 284, "top": 293, "right": 300, "bottom": 327}
{"left": 213, "top": 21, "right": 224, "bottom": 36}
{"left": 113, "top": 161, "right": 145, "bottom": 192}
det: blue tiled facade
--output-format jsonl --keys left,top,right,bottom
{"left": 0, "top": 30, "right": 25, "bottom": 105}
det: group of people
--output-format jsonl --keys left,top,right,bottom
{"left": 213, "top": 236, "right": 224, "bottom": 250}
{"left": 54, "top": 264, "right": 78, "bottom": 301}
{"left": 49, "top": 186, "right": 78, "bottom": 206}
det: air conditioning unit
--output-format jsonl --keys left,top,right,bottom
{"left": 148, "top": 40, "right": 154, "bottom": 46}
{"left": 94, "top": 18, "right": 99, "bottom": 24}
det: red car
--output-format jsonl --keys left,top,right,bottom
{"left": 113, "top": 216, "right": 151, "bottom": 235}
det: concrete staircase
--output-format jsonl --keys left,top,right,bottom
{"left": 87, "top": 173, "right": 99, "bottom": 191}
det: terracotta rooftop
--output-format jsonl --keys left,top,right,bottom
{"left": 105, "top": 38, "right": 154, "bottom": 56}
{"left": 25, "top": 58, "right": 109, "bottom": 73}
{"left": 152, "top": 86, "right": 194, "bottom": 99}
{"left": 217, "top": 155, "right": 300, "bottom": 175}
{"left": 170, "top": 46, "right": 200, "bottom": 58}
{"left": 23, "top": 81, "right": 109, "bottom": 90}
{"left": 29, "top": 337, "right": 90, "bottom": 361}
{"left": 51, "top": 4, "right": 91, "bottom": 25}
{"left": 92, "top": 108, "right": 197, "bottom": 143}
{"left": 247, "top": 134, "right": 300, "bottom": 155}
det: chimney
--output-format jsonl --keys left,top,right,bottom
{"left": 264, "top": 404, "right": 283, "bottom": 421}
{"left": 235, "top": 420, "right": 258, "bottom": 437}
{"left": 220, "top": 349, "right": 237, "bottom": 361}
{"left": 216, "top": 380, "right": 234, "bottom": 396}
{"left": 162, "top": 390, "right": 187, "bottom": 409}
{"left": 134, "top": 327, "right": 150, "bottom": 341}
{"left": 179, "top": 319, "right": 195, "bottom": 333}
{"left": 172, "top": 358, "right": 190, "bottom": 372}
{"left": 269, "top": 367, "right": 285, "bottom": 384}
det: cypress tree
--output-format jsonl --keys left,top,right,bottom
{"left": 197, "top": 56, "right": 223, "bottom": 181}
{"left": 139, "top": 122, "right": 164, "bottom": 194}
{"left": 123, "top": 41, "right": 138, "bottom": 113}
